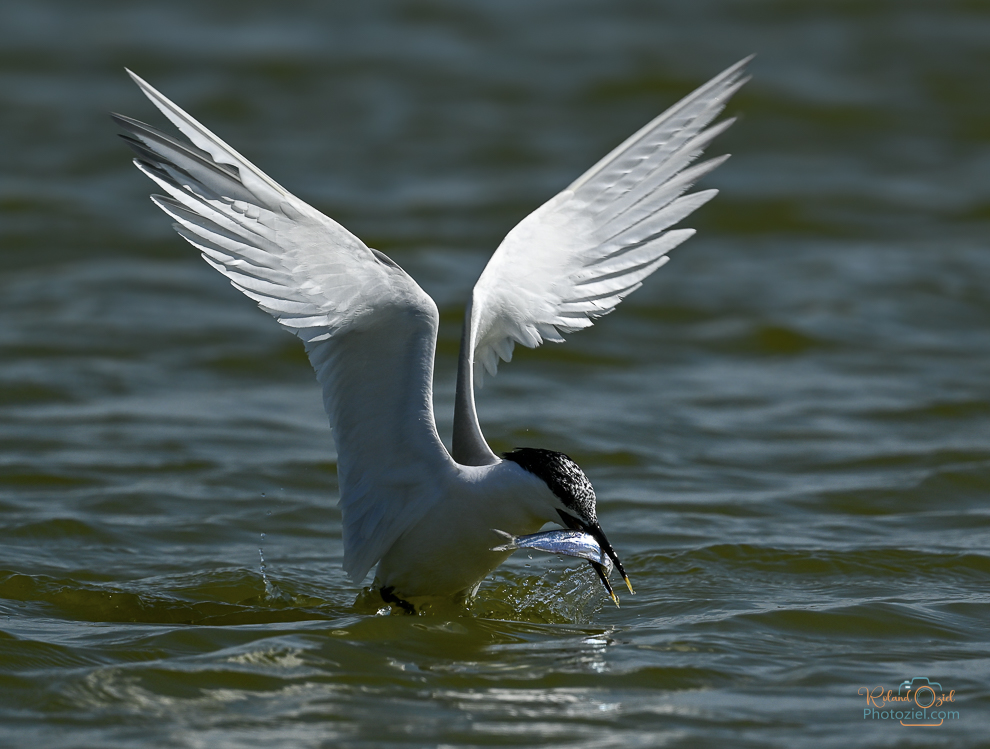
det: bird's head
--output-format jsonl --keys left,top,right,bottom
{"left": 502, "top": 447, "right": 633, "bottom": 597}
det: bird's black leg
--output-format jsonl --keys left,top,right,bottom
{"left": 379, "top": 586, "right": 416, "bottom": 614}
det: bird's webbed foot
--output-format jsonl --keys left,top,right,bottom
{"left": 379, "top": 585, "right": 417, "bottom": 615}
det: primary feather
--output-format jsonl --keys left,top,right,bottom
{"left": 468, "top": 57, "right": 750, "bottom": 381}
{"left": 452, "top": 58, "right": 750, "bottom": 465}
{"left": 115, "top": 71, "right": 454, "bottom": 583}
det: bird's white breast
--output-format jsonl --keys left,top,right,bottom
{"left": 373, "top": 459, "right": 556, "bottom": 599}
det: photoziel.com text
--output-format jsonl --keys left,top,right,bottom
{"left": 858, "top": 677, "right": 959, "bottom": 727}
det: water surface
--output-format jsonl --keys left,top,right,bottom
{"left": 2, "top": 1, "right": 989, "bottom": 746}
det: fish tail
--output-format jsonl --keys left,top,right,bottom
{"left": 489, "top": 528, "right": 518, "bottom": 552}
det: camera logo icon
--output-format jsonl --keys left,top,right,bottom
{"left": 899, "top": 677, "right": 942, "bottom": 708}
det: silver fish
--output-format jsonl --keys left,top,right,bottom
{"left": 492, "top": 528, "right": 614, "bottom": 568}
{"left": 492, "top": 528, "right": 623, "bottom": 606}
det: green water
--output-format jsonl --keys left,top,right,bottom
{"left": 2, "top": 1, "right": 989, "bottom": 746}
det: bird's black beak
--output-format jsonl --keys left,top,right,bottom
{"left": 557, "top": 510, "right": 635, "bottom": 606}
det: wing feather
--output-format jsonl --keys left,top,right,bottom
{"left": 116, "top": 71, "right": 453, "bottom": 582}
{"left": 468, "top": 58, "right": 751, "bottom": 380}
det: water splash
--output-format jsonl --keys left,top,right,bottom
{"left": 258, "top": 531, "right": 285, "bottom": 601}
{"left": 469, "top": 563, "right": 608, "bottom": 623}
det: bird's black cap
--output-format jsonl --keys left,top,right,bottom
{"left": 503, "top": 447, "right": 634, "bottom": 600}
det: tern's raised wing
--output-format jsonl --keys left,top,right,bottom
{"left": 116, "top": 71, "right": 453, "bottom": 583}
{"left": 452, "top": 58, "right": 750, "bottom": 465}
